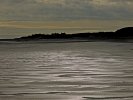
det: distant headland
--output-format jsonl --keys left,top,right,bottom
{"left": 1, "top": 27, "right": 133, "bottom": 42}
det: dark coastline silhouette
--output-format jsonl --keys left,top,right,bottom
{"left": 1, "top": 27, "right": 133, "bottom": 42}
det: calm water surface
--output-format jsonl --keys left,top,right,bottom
{"left": 0, "top": 42, "right": 133, "bottom": 100}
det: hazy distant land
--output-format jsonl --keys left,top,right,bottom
{"left": 1, "top": 27, "right": 133, "bottom": 43}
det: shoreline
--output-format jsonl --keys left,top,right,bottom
{"left": 0, "top": 38, "right": 133, "bottom": 44}
{"left": 0, "top": 27, "right": 133, "bottom": 43}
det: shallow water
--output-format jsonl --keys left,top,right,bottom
{"left": 0, "top": 42, "right": 133, "bottom": 100}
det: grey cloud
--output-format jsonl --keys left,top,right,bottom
{"left": 0, "top": 0, "right": 133, "bottom": 21}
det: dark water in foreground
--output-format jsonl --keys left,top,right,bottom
{"left": 0, "top": 41, "right": 133, "bottom": 100}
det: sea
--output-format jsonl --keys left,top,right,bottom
{"left": 0, "top": 41, "right": 133, "bottom": 100}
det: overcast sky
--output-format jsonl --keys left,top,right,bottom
{"left": 0, "top": 0, "right": 133, "bottom": 38}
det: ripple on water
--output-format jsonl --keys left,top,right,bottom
{"left": 0, "top": 42, "right": 133, "bottom": 100}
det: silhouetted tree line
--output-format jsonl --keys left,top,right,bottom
{"left": 15, "top": 27, "right": 133, "bottom": 41}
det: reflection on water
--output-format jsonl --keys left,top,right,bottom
{"left": 0, "top": 42, "right": 133, "bottom": 100}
